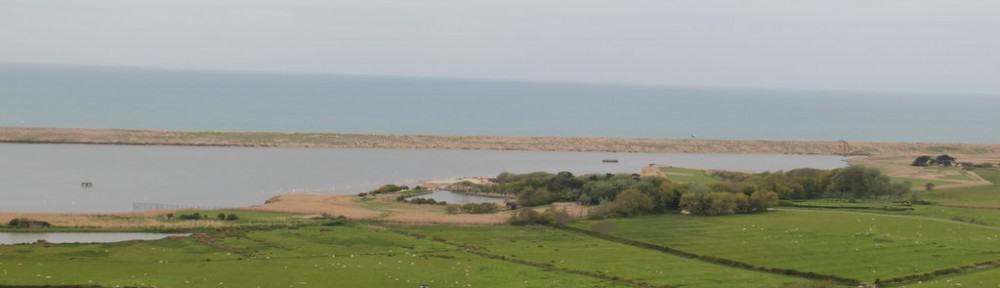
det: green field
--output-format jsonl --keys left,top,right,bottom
{"left": 659, "top": 166, "right": 722, "bottom": 185}
{"left": 898, "top": 267, "right": 1000, "bottom": 287}
{"left": 0, "top": 225, "right": 624, "bottom": 288}
{"left": 6, "top": 167, "right": 1000, "bottom": 287}
{"left": 395, "top": 225, "right": 813, "bottom": 288}
{"left": 574, "top": 210, "right": 1000, "bottom": 282}
{"left": 922, "top": 169, "right": 1000, "bottom": 208}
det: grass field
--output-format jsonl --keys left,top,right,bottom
{"left": 574, "top": 210, "right": 1000, "bottom": 282}
{"left": 0, "top": 224, "right": 624, "bottom": 288}
{"left": 890, "top": 177, "right": 958, "bottom": 190}
{"left": 898, "top": 267, "right": 1000, "bottom": 287}
{"left": 659, "top": 166, "right": 722, "bottom": 185}
{"left": 7, "top": 165, "right": 1000, "bottom": 287}
{"left": 922, "top": 169, "right": 1000, "bottom": 208}
{"left": 395, "top": 225, "right": 814, "bottom": 288}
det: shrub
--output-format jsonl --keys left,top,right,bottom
{"left": 217, "top": 213, "right": 226, "bottom": 220}
{"left": 362, "top": 184, "right": 405, "bottom": 196}
{"left": 608, "top": 188, "right": 654, "bottom": 217}
{"left": 7, "top": 218, "right": 51, "bottom": 228}
{"left": 225, "top": 213, "right": 239, "bottom": 221}
{"left": 444, "top": 205, "right": 461, "bottom": 214}
{"left": 177, "top": 213, "right": 203, "bottom": 220}
{"left": 749, "top": 191, "right": 779, "bottom": 212}
{"left": 403, "top": 198, "right": 446, "bottom": 205}
{"left": 460, "top": 203, "right": 499, "bottom": 214}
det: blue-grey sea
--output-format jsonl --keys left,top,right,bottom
{"left": 2, "top": 63, "right": 997, "bottom": 143}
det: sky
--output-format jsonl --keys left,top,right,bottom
{"left": 2, "top": 0, "right": 999, "bottom": 95}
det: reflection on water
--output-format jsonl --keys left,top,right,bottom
{"left": 0, "top": 143, "right": 849, "bottom": 213}
{"left": 0, "top": 232, "right": 189, "bottom": 245}
{"left": 407, "top": 191, "right": 507, "bottom": 204}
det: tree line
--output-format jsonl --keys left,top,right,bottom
{"left": 452, "top": 165, "right": 908, "bottom": 217}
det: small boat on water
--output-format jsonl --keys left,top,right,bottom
{"left": 602, "top": 159, "right": 619, "bottom": 163}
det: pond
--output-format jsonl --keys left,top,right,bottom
{"left": 0, "top": 232, "right": 189, "bottom": 245}
{"left": 407, "top": 191, "right": 507, "bottom": 204}
{"left": 0, "top": 143, "right": 849, "bottom": 212}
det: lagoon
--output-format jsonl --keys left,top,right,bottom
{"left": 407, "top": 191, "right": 507, "bottom": 204}
{"left": 0, "top": 232, "right": 188, "bottom": 245}
{"left": 0, "top": 143, "right": 847, "bottom": 213}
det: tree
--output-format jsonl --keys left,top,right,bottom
{"left": 925, "top": 182, "right": 936, "bottom": 191}
{"left": 680, "top": 191, "right": 709, "bottom": 215}
{"left": 826, "top": 166, "right": 892, "bottom": 199}
{"left": 649, "top": 180, "right": 680, "bottom": 212}
{"left": 707, "top": 192, "right": 738, "bottom": 215}
{"left": 749, "top": 191, "right": 779, "bottom": 212}
{"left": 610, "top": 188, "right": 654, "bottom": 217}
{"left": 216, "top": 213, "right": 226, "bottom": 220}
{"left": 225, "top": 213, "right": 239, "bottom": 221}
{"left": 518, "top": 187, "right": 556, "bottom": 207}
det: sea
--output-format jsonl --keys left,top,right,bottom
{"left": 2, "top": 63, "right": 998, "bottom": 143}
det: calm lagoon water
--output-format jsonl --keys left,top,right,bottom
{"left": 0, "top": 143, "right": 847, "bottom": 213}
{"left": 0, "top": 232, "right": 188, "bottom": 245}
{"left": 408, "top": 191, "right": 507, "bottom": 204}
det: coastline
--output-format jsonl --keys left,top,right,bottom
{"left": 3, "top": 126, "right": 1000, "bottom": 156}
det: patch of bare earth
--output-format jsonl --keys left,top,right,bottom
{"left": 851, "top": 155, "right": 994, "bottom": 189}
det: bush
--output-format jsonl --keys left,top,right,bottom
{"left": 362, "top": 184, "right": 405, "bottom": 196}
{"left": 444, "top": 205, "right": 461, "bottom": 214}
{"left": 177, "top": 213, "right": 203, "bottom": 220}
{"left": 460, "top": 203, "right": 499, "bottom": 214}
{"left": 225, "top": 213, "right": 239, "bottom": 221}
{"left": 7, "top": 218, "right": 51, "bottom": 228}
{"left": 749, "top": 191, "right": 779, "bottom": 212}
{"left": 509, "top": 207, "right": 572, "bottom": 225}
{"left": 608, "top": 188, "right": 654, "bottom": 217}
{"left": 680, "top": 191, "right": 770, "bottom": 216}
{"left": 216, "top": 213, "right": 226, "bottom": 220}
{"left": 402, "top": 198, "right": 446, "bottom": 205}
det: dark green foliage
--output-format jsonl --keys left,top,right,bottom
{"left": 678, "top": 190, "right": 778, "bottom": 216}
{"left": 459, "top": 203, "right": 499, "bottom": 214}
{"left": 359, "top": 184, "right": 404, "bottom": 197}
{"left": 509, "top": 207, "right": 572, "bottom": 225}
{"left": 225, "top": 213, "right": 239, "bottom": 221}
{"left": 177, "top": 213, "right": 203, "bottom": 220}
{"left": 403, "top": 198, "right": 447, "bottom": 205}
{"left": 7, "top": 218, "right": 51, "bottom": 228}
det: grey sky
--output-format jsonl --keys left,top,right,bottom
{"left": 2, "top": 0, "right": 999, "bottom": 94}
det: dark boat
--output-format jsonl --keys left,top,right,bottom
{"left": 602, "top": 159, "right": 619, "bottom": 163}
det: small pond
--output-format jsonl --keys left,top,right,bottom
{"left": 0, "top": 232, "right": 189, "bottom": 245}
{"left": 407, "top": 190, "right": 507, "bottom": 204}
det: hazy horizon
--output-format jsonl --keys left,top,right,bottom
{"left": 3, "top": 0, "right": 1000, "bottom": 95}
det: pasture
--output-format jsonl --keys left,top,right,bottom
{"left": 921, "top": 169, "right": 1000, "bottom": 208}
{"left": 395, "top": 225, "right": 814, "bottom": 288}
{"left": 0, "top": 225, "right": 623, "bottom": 288}
{"left": 658, "top": 166, "right": 721, "bottom": 185}
{"left": 574, "top": 209, "right": 1000, "bottom": 282}
{"left": 4, "top": 166, "right": 1000, "bottom": 287}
